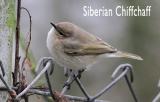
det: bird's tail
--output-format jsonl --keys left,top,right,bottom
{"left": 105, "top": 51, "right": 143, "bottom": 60}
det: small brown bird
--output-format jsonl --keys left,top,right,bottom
{"left": 47, "top": 22, "right": 143, "bottom": 70}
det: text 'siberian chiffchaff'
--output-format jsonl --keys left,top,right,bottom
{"left": 47, "top": 22, "right": 143, "bottom": 70}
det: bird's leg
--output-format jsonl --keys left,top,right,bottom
{"left": 62, "top": 68, "right": 85, "bottom": 95}
{"left": 61, "top": 69, "right": 74, "bottom": 95}
{"left": 63, "top": 68, "right": 73, "bottom": 88}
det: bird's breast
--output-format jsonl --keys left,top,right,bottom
{"left": 47, "top": 28, "right": 97, "bottom": 70}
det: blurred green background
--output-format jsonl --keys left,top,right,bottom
{"left": 21, "top": 0, "right": 160, "bottom": 102}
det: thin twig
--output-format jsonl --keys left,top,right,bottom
{"left": 20, "top": 7, "right": 32, "bottom": 80}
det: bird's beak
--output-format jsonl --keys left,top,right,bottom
{"left": 50, "top": 22, "right": 60, "bottom": 34}
{"left": 50, "top": 22, "right": 65, "bottom": 37}
{"left": 50, "top": 22, "right": 57, "bottom": 29}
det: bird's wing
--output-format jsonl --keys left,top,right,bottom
{"left": 63, "top": 40, "right": 117, "bottom": 56}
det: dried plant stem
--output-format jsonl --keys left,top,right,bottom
{"left": 13, "top": 0, "right": 21, "bottom": 86}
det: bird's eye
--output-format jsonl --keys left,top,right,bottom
{"left": 50, "top": 22, "right": 66, "bottom": 37}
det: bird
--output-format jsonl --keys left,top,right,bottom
{"left": 46, "top": 22, "right": 143, "bottom": 71}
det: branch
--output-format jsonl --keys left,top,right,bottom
{"left": 13, "top": 0, "right": 21, "bottom": 86}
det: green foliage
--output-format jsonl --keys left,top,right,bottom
{"left": 6, "top": 0, "right": 16, "bottom": 29}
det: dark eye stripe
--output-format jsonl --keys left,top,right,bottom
{"left": 57, "top": 29, "right": 65, "bottom": 36}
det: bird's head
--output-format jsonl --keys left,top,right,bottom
{"left": 50, "top": 22, "right": 75, "bottom": 38}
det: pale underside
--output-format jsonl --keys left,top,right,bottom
{"left": 47, "top": 25, "right": 142, "bottom": 70}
